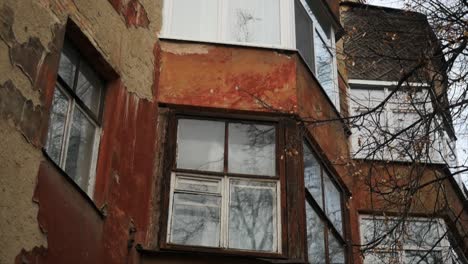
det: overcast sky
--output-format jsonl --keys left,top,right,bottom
{"left": 367, "top": 0, "right": 405, "bottom": 8}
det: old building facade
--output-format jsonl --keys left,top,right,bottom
{"left": 0, "top": 0, "right": 466, "bottom": 264}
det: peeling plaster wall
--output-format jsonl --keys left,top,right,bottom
{"left": 0, "top": 0, "right": 161, "bottom": 262}
{"left": 159, "top": 41, "right": 298, "bottom": 112}
{"left": 0, "top": 121, "right": 47, "bottom": 263}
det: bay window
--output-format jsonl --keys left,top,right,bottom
{"left": 163, "top": 0, "right": 341, "bottom": 110}
{"left": 303, "top": 140, "right": 346, "bottom": 263}
{"left": 167, "top": 117, "right": 281, "bottom": 253}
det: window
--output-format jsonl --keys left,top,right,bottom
{"left": 45, "top": 38, "right": 104, "bottom": 196}
{"left": 162, "top": 0, "right": 293, "bottom": 48}
{"left": 295, "top": 0, "right": 339, "bottom": 110}
{"left": 360, "top": 215, "right": 468, "bottom": 264}
{"left": 303, "top": 141, "right": 346, "bottom": 264}
{"left": 167, "top": 118, "right": 281, "bottom": 253}
{"left": 349, "top": 82, "right": 455, "bottom": 163}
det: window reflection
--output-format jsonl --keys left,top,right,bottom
{"left": 406, "top": 250, "right": 443, "bottom": 264}
{"left": 65, "top": 107, "right": 97, "bottom": 188}
{"left": 228, "top": 180, "right": 277, "bottom": 252}
{"left": 296, "top": 0, "right": 338, "bottom": 109}
{"left": 228, "top": 123, "right": 276, "bottom": 176}
{"left": 58, "top": 40, "right": 78, "bottom": 87}
{"left": 315, "top": 33, "right": 335, "bottom": 101}
{"left": 303, "top": 142, "right": 323, "bottom": 208}
{"left": 329, "top": 232, "right": 345, "bottom": 264}
{"left": 177, "top": 119, "right": 225, "bottom": 172}
{"left": 46, "top": 88, "right": 69, "bottom": 164}
{"left": 170, "top": 193, "right": 221, "bottom": 247}
{"left": 227, "top": 0, "right": 281, "bottom": 45}
{"left": 76, "top": 62, "right": 103, "bottom": 117}
{"left": 303, "top": 139, "right": 346, "bottom": 263}
{"left": 323, "top": 172, "right": 343, "bottom": 235}
{"left": 306, "top": 203, "right": 326, "bottom": 264}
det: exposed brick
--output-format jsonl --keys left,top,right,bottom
{"left": 107, "top": 0, "right": 150, "bottom": 28}
{"left": 124, "top": 0, "right": 150, "bottom": 28}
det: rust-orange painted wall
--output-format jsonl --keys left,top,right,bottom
{"left": 159, "top": 41, "right": 298, "bottom": 113}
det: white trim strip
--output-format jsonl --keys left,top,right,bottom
{"left": 348, "top": 79, "right": 429, "bottom": 87}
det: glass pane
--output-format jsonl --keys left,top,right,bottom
{"left": 404, "top": 220, "right": 441, "bottom": 248}
{"left": 76, "top": 61, "right": 103, "bottom": 116}
{"left": 405, "top": 250, "right": 443, "bottom": 264}
{"left": 303, "top": 141, "right": 323, "bottom": 208}
{"left": 360, "top": 217, "right": 398, "bottom": 247}
{"left": 364, "top": 252, "right": 400, "bottom": 264}
{"left": 65, "top": 107, "right": 97, "bottom": 190}
{"left": 323, "top": 172, "right": 343, "bottom": 235}
{"left": 306, "top": 203, "right": 326, "bottom": 264}
{"left": 228, "top": 179, "right": 277, "bottom": 252}
{"left": 171, "top": 0, "right": 218, "bottom": 40}
{"left": 228, "top": 123, "right": 275, "bottom": 176}
{"left": 170, "top": 193, "right": 221, "bottom": 247}
{"left": 176, "top": 119, "right": 225, "bottom": 172}
{"left": 329, "top": 233, "right": 345, "bottom": 264}
{"left": 295, "top": 0, "right": 315, "bottom": 71}
{"left": 299, "top": 0, "right": 332, "bottom": 43}
{"left": 58, "top": 40, "right": 79, "bottom": 88}
{"left": 175, "top": 176, "right": 221, "bottom": 194}
{"left": 45, "top": 87, "right": 69, "bottom": 164}
{"left": 315, "top": 33, "right": 336, "bottom": 106}
{"left": 226, "top": 0, "right": 281, "bottom": 45}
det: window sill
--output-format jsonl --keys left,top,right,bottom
{"left": 159, "top": 36, "right": 297, "bottom": 53}
{"left": 41, "top": 148, "right": 106, "bottom": 219}
{"left": 137, "top": 244, "right": 290, "bottom": 262}
{"left": 351, "top": 155, "right": 448, "bottom": 166}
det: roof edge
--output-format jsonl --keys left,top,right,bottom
{"left": 340, "top": 1, "right": 426, "bottom": 17}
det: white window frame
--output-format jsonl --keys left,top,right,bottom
{"left": 161, "top": 0, "right": 295, "bottom": 49}
{"left": 297, "top": 0, "right": 340, "bottom": 111}
{"left": 167, "top": 172, "right": 282, "bottom": 253}
{"left": 348, "top": 79, "right": 453, "bottom": 164}
{"left": 359, "top": 215, "right": 467, "bottom": 264}
{"left": 47, "top": 84, "right": 102, "bottom": 198}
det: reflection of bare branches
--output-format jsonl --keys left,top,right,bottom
{"left": 229, "top": 182, "right": 275, "bottom": 251}
{"left": 171, "top": 193, "right": 220, "bottom": 247}
{"left": 234, "top": 9, "right": 260, "bottom": 42}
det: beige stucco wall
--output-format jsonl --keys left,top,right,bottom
{"left": 0, "top": 0, "right": 162, "bottom": 262}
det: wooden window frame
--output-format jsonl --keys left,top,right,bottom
{"left": 302, "top": 136, "right": 349, "bottom": 264}
{"left": 159, "top": 110, "right": 288, "bottom": 259}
